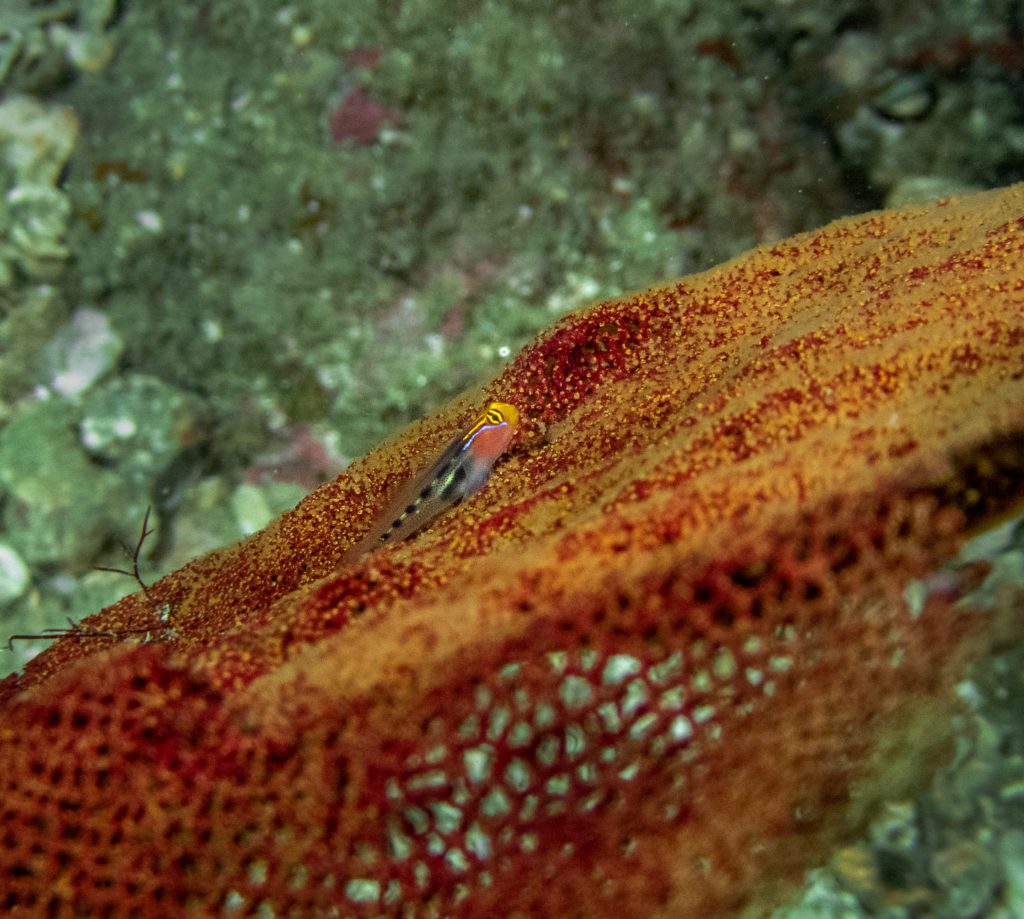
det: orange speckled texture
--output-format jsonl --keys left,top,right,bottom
{"left": 3, "top": 186, "right": 1024, "bottom": 917}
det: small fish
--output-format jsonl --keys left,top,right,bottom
{"left": 344, "top": 402, "right": 520, "bottom": 562}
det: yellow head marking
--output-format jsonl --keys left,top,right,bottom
{"left": 461, "top": 402, "right": 520, "bottom": 443}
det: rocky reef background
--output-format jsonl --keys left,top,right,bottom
{"left": 0, "top": 1, "right": 1023, "bottom": 916}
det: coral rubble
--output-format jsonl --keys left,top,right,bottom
{"left": 1, "top": 185, "right": 1023, "bottom": 917}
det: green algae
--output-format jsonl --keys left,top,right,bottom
{"left": 58, "top": 0, "right": 855, "bottom": 470}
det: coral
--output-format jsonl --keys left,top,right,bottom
{"left": 2, "top": 185, "right": 1024, "bottom": 917}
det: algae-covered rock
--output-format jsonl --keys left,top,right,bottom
{"left": 78, "top": 373, "right": 205, "bottom": 489}
{"left": 0, "top": 398, "right": 126, "bottom": 564}
{"left": 43, "top": 306, "right": 123, "bottom": 397}
{"left": 0, "top": 95, "right": 78, "bottom": 283}
{"left": 0, "top": 282, "right": 65, "bottom": 413}
{"left": 0, "top": 541, "right": 30, "bottom": 603}
{"left": 0, "top": 0, "right": 117, "bottom": 92}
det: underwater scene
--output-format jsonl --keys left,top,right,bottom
{"left": 0, "top": 1, "right": 1023, "bottom": 916}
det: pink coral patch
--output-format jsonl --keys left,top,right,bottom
{"left": 330, "top": 87, "right": 400, "bottom": 146}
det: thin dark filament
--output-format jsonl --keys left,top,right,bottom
{"left": 6, "top": 506, "right": 164, "bottom": 650}
{"left": 92, "top": 505, "right": 157, "bottom": 605}
{"left": 7, "top": 618, "right": 157, "bottom": 651}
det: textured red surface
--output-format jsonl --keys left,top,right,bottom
{"left": 2, "top": 186, "right": 1024, "bottom": 917}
